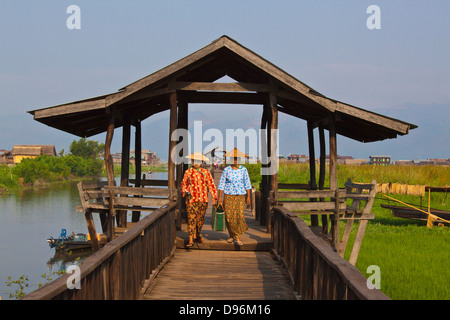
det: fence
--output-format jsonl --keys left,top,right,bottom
{"left": 22, "top": 202, "right": 177, "bottom": 300}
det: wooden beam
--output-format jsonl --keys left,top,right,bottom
{"left": 169, "top": 81, "right": 275, "bottom": 92}
{"left": 182, "top": 91, "right": 265, "bottom": 104}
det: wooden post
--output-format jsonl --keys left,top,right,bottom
{"left": 118, "top": 119, "right": 131, "bottom": 228}
{"left": 318, "top": 125, "right": 328, "bottom": 233}
{"left": 176, "top": 100, "right": 188, "bottom": 229}
{"left": 307, "top": 121, "right": 318, "bottom": 227}
{"left": 329, "top": 114, "right": 339, "bottom": 251}
{"left": 168, "top": 92, "right": 178, "bottom": 199}
{"left": 104, "top": 107, "right": 116, "bottom": 242}
{"left": 268, "top": 92, "right": 278, "bottom": 233}
{"left": 260, "top": 102, "right": 269, "bottom": 227}
{"left": 132, "top": 120, "right": 142, "bottom": 223}
{"left": 269, "top": 93, "right": 278, "bottom": 198}
{"left": 105, "top": 107, "right": 116, "bottom": 187}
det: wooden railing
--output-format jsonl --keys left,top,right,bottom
{"left": 271, "top": 206, "right": 390, "bottom": 300}
{"left": 22, "top": 202, "right": 177, "bottom": 300}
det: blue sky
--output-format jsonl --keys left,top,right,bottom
{"left": 0, "top": 1, "right": 449, "bottom": 160}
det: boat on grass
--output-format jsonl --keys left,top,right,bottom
{"left": 381, "top": 204, "right": 450, "bottom": 224}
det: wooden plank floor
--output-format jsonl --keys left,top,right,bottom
{"left": 142, "top": 249, "right": 296, "bottom": 300}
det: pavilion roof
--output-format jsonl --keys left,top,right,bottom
{"left": 28, "top": 35, "right": 416, "bottom": 142}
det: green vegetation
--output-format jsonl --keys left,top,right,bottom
{"left": 244, "top": 162, "right": 450, "bottom": 300}
{"left": 0, "top": 139, "right": 105, "bottom": 191}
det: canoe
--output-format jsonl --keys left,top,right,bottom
{"left": 381, "top": 204, "right": 450, "bottom": 223}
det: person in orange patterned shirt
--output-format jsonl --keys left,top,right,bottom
{"left": 181, "top": 154, "right": 217, "bottom": 247}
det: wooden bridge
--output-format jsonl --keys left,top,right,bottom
{"left": 23, "top": 169, "right": 389, "bottom": 300}
{"left": 25, "top": 36, "right": 415, "bottom": 301}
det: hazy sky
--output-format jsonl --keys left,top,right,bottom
{"left": 1, "top": 1, "right": 449, "bottom": 160}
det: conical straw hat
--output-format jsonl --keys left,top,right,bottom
{"left": 185, "top": 152, "right": 210, "bottom": 161}
{"left": 224, "top": 148, "right": 249, "bottom": 158}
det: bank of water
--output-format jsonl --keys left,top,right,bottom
{"left": 0, "top": 172, "right": 167, "bottom": 299}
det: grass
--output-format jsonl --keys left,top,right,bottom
{"left": 244, "top": 162, "right": 450, "bottom": 300}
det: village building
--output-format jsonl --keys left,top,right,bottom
{"left": 10, "top": 145, "right": 56, "bottom": 164}
{"left": 369, "top": 155, "right": 391, "bottom": 166}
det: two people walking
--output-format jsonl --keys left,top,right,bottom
{"left": 181, "top": 152, "right": 252, "bottom": 247}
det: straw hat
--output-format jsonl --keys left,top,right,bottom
{"left": 224, "top": 148, "right": 249, "bottom": 158}
{"left": 185, "top": 152, "right": 210, "bottom": 162}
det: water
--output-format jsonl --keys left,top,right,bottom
{"left": 0, "top": 172, "right": 168, "bottom": 299}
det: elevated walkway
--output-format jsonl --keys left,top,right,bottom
{"left": 142, "top": 249, "right": 296, "bottom": 300}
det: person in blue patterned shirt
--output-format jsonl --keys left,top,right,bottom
{"left": 217, "top": 160, "right": 252, "bottom": 245}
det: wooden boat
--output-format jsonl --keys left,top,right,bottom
{"left": 47, "top": 229, "right": 104, "bottom": 252}
{"left": 381, "top": 204, "right": 450, "bottom": 223}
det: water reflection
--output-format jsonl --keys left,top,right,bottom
{"left": 0, "top": 172, "right": 168, "bottom": 299}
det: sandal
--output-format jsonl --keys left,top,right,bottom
{"left": 234, "top": 238, "right": 243, "bottom": 246}
{"left": 186, "top": 242, "right": 194, "bottom": 248}
{"left": 226, "top": 237, "right": 234, "bottom": 243}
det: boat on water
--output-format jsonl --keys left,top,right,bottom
{"left": 381, "top": 204, "right": 450, "bottom": 224}
{"left": 47, "top": 229, "right": 106, "bottom": 252}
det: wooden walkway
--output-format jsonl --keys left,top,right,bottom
{"left": 142, "top": 168, "right": 296, "bottom": 300}
{"left": 142, "top": 249, "right": 295, "bottom": 300}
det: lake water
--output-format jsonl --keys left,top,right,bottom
{"left": 0, "top": 172, "right": 167, "bottom": 299}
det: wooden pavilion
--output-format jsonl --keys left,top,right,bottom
{"left": 28, "top": 35, "right": 416, "bottom": 252}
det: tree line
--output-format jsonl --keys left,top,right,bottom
{"left": 0, "top": 138, "right": 104, "bottom": 190}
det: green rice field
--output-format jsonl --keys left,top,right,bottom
{"left": 245, "top": 163, "right": 450, "bottom": 300}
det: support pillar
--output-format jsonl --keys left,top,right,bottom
{"left": 176, "top": 100, "right": 188, "bottom": 229}
{"left": 267, "top": 92, "right": 278, "bottom": 233}
{"left": 318, "top": 125, "right": 328, "bottom": 233}
{"left": 259, "top": 101, "right": 269, "bottom": 227}
{"left": 104, "top": 106, "right": 116, "bottom": 241}
{"left": 328, "top": 114, "right": 339, "bottom": 251}
{"left": 168, "top": 92, "right": 178, "bottom": 200}
{"left": 105, "top": 107, "right": 116, "bottom": 187}
{"left": 132, "top": 119, "right": 142, "bottom": 223}
{"left": 307, "top": 121, "right": 318, "bottom": 227}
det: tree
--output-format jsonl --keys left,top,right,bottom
{"left": 70, "top": 138, "right": 104, "bottom": 159}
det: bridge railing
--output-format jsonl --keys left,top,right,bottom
{"left": 272, "top": 206, "right": 390, "bottom": 300}
{"left": 22, "top": 202, "right": 177, "bottom": 300}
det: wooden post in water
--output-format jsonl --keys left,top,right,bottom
{"left": 307, "top": 121, "right": 319, "bottom": 227}
{"left": 168, "top": 92, "right": 178, "bottom": 199}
